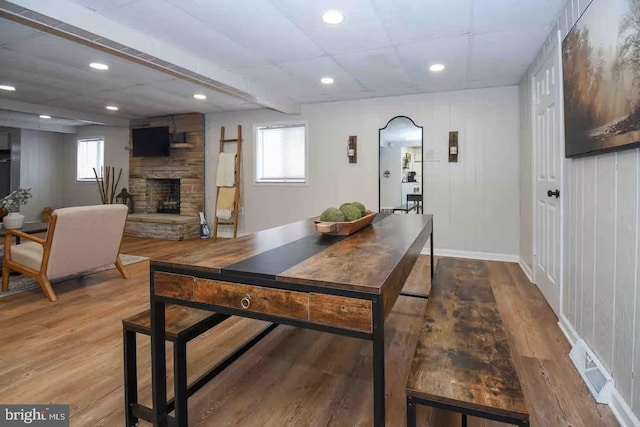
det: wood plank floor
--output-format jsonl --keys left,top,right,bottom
{"left": 0, "top": 236, "right": 618, "bottom": 426}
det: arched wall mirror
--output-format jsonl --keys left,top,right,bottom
{"left": 379, "top": 116, "right": 423, "bottom": 214}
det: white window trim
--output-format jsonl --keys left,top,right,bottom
{"left": 253, "top": 121, "right": 309, "bottom": 186}
{"left": 76, "top": 136, "right": 104, "bottom": 183}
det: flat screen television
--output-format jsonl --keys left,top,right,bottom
{"left": 132, "top": 126, "right": 171, "bottom": 157}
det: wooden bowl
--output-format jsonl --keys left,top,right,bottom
{"left": 314, "top": 211, "right": 377, "bottom": 236}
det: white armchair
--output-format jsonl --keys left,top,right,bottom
{"left": 2, "top": 204, "right": 129, "bottom": 301}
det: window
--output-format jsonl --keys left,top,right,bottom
{"left": 255, "top": 124, "right": 306, "bottom": 183}
{"left": 76, "top": 138, "right": 104, "bottom": 182}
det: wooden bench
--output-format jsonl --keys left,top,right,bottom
{"left": 123, "top": 305, "right": 278, "bottom": 427}
{"left": 405, "top": 258, "right": 529, "bottom": 426}
{"left": 123, "top": 305, "right": 228, "bottom": 426}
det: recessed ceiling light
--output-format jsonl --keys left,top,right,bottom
{"left": 193, "top": 93, "right": 207, "bottom": 100}
{"left": 39, "top": 115, "right": 51, "bottom": 119}
{"left": 0, "top": 85, "right": 16, "bottom": 91}
{"left": 90, "top": 62, "right": 109, "bottom": 70}
{"left": 106, "top": 105, "right": 119, "bottom": 111}
{"left": 322, "top": 10, "right": 344, "bottom": 24}
{"left": 429, "top": 64, "right": 446, "bottom": 72}
{"left": 320, "top": 77, "right": 334, "bottom": 85}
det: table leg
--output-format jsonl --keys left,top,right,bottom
{"left": 430, "top": 230, "right": 434, "bottom": 280}
{"left": 174, "top": 340, "right": 188, "bottom": 427}
{"left": 151, "top": 298, "right": 168, "bottom": 427}
{"left": 123, "top": 329, "right": 138, "bottom": 427}
{"left": 406, "top": 396, "right": 416, "bottom": 427}
{"left": 373, "top": 296, "right": 385, "bottom": 427}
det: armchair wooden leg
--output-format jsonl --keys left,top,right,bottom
{"left": 37, "top": 275, "right": 57, "bottom": 302}
{"left": 115, "top": 257, "right": 129, "bottom": 279}
{"left": 2, "top": 266, "right": 9, "bottom": 292}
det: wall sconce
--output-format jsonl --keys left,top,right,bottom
{"left": 347, "top": 135, "right": 357, "bottom": 163}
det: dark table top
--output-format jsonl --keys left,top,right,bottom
{"left": 0, "top": 221, "right": 49, "bottom": 236}
{"left": 152, "top": 214, "right": 433, "bottom": 316}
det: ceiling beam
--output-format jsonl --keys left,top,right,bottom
{"left": 1, "top": 0, "right": 301, "bottom": 115}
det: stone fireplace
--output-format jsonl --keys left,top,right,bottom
{"left": 124, "top": 113, "right": 204, "bottom": 240}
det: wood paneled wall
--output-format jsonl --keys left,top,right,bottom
{"left": 18, "top": 129, "right": 65, "bottom": 220}
{"left": 564, "top": 151, "right": 640, "bottom": 410}
{"left": 522, "top": 0, "right": 640, "bottom": 421}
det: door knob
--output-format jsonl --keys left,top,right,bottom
{"left": 547, "top": 189, "right": 560, "bottom": 198}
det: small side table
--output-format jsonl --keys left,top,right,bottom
{"left": 0, "top": 221, "right": 49, "bottom": 244}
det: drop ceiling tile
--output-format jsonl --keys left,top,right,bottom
{"left": 472, "top": 0, "right": 566, "bottom": 33}
{"left": 371, "top": 0, "right": 473, "bottom": 44}
{"left": 66, "top": 0, "right": 140, "bottom": 12}
{"left": 269, "top": 0, "right": 391, "bottom": 54}
{"left": 165, "top": 0, "right": 323, "bottom": 62}
{"left": 0, "top": 110, "right": 87, "bottom": 127}
{"left": 147, "top": 79, "right": 260, "bottom": 109}
{"left": 3, "top": 34, "right": 174, "bottom": 86}
{"left": 396, "top": 36, "right": 469, "bottom": 84}
{"left": 276, "top": 56, "right": 365, "bottom": 99}
{"left": 332, "top": 47, "right": 413, "bottom": 92}
{"left": 470, "top": 29, "right": 549, "bottom": 81}
{"left": 235, "top": 64, "right": 321, "bottom": 103}
{"left": 98, "top": 0, "right": 266, "bottom": 68}
{"left": 0, "top": 18, "right": 42, "bottom": 47}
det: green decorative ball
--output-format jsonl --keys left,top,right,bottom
{"left": 351, "top": 201, "right": 366, "bottom": 215}
{"left": 340, "top": 204, "right": 362, "bottom": 221}
{"left": 320, "top": 207, "right": 345, "bottom": 222}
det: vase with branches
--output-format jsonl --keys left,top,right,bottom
{"left": 1, "top": 188, "right": 32, "bottom": 229}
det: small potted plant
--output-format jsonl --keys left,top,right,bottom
{"left": 1, "top": 188, "right": 32, "bottom": 229}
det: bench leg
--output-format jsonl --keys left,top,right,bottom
{"left": 373, "top": 297, "right": 385, "bottom": 427}
{"left": 174, "top": 340, "right": 188, "bottom": 427}
{"left": 406, "top": 396, "right": 416, "bottom": 427}
{"left": 123, "top": 329, "right": 138, "bottom": 427}
{"left": 462, "top": 413, "right": 467, "bottom": 427}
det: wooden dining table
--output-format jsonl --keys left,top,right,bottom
{"left": 149, "top": 213, "right": 434, "bottom": 427}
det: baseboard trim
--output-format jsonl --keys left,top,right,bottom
{"left": 558, "top": 315, "right": 640, "bottom": 427}
{"left": 419, "top": 248, "right": 519, "bottom": 263}
{"left": 518, "top": 257, "right": 534, "bottom": 283}
{"left": 558, "top": 314, "right": 580, "bottom": 346}
{"left": 610, "top": 388, "right": 640, "bottom": 427}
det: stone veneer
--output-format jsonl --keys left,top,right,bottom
{"left": 125, "top": 113, "right": 204, "bottom": 240}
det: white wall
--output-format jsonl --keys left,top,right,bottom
{"left": 522, "top": 0, "right": 640, "bottom": 422}
{"left": 206, "top": 86, "right": 520, "bottom": 257}
{"left": 18, "top": 129, "right": 65, "bottom": 221}
{"left": 62, "top": 125, "right": 130, "bottom": 207}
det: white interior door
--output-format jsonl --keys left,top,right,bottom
{"left": 533, "top": 47, "right": 562, "bottom": 315}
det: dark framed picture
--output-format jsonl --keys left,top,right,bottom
{"left": 562, "top": 0, "right": 640, "bottom": 157}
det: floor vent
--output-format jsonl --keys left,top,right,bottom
{"left": 569, "top": 339, "right": 614, "bottom": 404}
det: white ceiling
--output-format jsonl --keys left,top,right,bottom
{"left": 0, "top": 0, "right": 566, "bottom": 125}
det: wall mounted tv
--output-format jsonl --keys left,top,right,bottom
{"left": 132, "top": 126, "right": 171, "bottom": 157}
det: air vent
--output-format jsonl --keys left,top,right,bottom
{"left": 569, "top": 339, "right": 614, "bottom": 404}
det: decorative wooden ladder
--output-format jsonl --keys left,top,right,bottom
{"left": 213, "top": 125, "right": 242, "bottom": 239}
